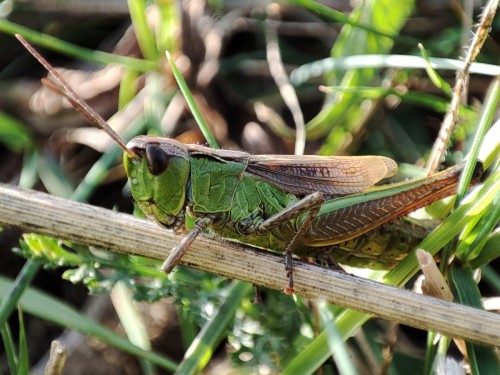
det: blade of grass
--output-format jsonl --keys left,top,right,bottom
{"left": 289, "top": 0, "right": 410, "bottom": 42}
{"left": 456, "top": 195, "right": 500, "bottom": 262}
{"left": 157, "top": 2, "right": 180, "bottom": 53}
{"left": 0, "top": 260, "right": 40, "bottom": 328}
{"left": 17, "top": 307, "right": 29, "bottom": 375}
{"left": 424, "top": 332, "right": 439, "bottom": 375}
{"left": 0, "top": 19, "right": 157, "bottom": 72}
{"left": 177, "top": 305, "right": 198, "bottom": 350}
{"left": 111, "top": 282, "right": 155, "bottom": 375}
{"left": 418, "top": 44, "right": 452, "bottom": 96}
{"left": 458, "top": 76, "right": 500, "bottom": 203}
{"left": 1, "top": 324, "right": 18, "bottom": 375}
{"left": 165, "top": 51, "right": 219, "bottom": 149}
{"left": 441, "top": 75, "right": 500, "bottom": 268}
{"left": 0, "top": 112, "right": 34, "bottom": 152}
{"left": 283, "top": 309, "right": 369, "bottom": 374}
{"left": 450, "top": 266, "right": 500, "bottom": 374}
{"left": 291, "top": 55, "right": 500, "bottom": 85}
{"left": 478, "top": 121, "right": 500, "bottom": 168}
{"left": 468, "top": 229, "right": 500, "bottom": 269}
{"left": 19, "top": 150, "right": 39, "bottom": 191}
{"left": 318, "top": 300, "right": 358, "bottom": 375}
{"left": 37, "top": 155, "right": 75, "bottom": 199}
{"left": 118, "top": 69, "right": 140, "bottom": 109}
{"left": 127, "top": 0, "right": 158, "bottom": 60}
{"left": 175, "top": 281, "right": 252, "bottom": 374}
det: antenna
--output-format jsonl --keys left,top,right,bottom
{"left": 15, "top": 34, "right": 137, "bottom": 159}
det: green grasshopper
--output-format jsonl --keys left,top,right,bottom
{"left": 18, "top": 35, "right": 480, "bottom": 293}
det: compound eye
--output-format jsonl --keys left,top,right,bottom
{"left": 146, "top": 144, "right": 169, "bottom": 176}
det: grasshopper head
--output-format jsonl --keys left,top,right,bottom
{"left": 124, "top": 136, "right": 191, "bottom": 231}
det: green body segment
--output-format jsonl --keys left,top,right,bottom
{"left": 190, "top": 156, "right": 247, "bottom": 213}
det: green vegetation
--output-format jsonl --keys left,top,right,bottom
{"left": 0, "top": 0, "right": 498, "bottom": 374}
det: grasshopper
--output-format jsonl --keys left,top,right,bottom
{"left": 17, "top": 35, "right": 480, "bottom": 293}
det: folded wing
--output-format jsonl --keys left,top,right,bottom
{"left": 246, "top": 155, "right": 398, "bottom": 196}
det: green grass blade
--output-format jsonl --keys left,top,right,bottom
{"left": 458, "top": 76, "right": 500, "bottom": 204}
{"left": 456, "top": 195, "right": 500, "bottom": 262}
{"left": 111, "top": 282, "right": 155, "bottom": 375}
{"left": 127, "top": 0, "right": 158, "bottom": 60}
{"left": 165, "top": 51, "right": 219, "bottom": 149}
{"left": 37, "top": 155, "right": 75, "bottom": 199}
{"left": 424, "top": 332, "right": 439, "bottom": 375}
{"left": 0, "top": 19, "right": 157, "bottom": 72}
{"left": 118, "top": 69, "right": 140, "bottom": 109}
{"left": 175, "top": 281, "right": 252, "bottom": 375}
{"left": 449, "top": 266, "right": 500, "bottom": 374}
{"left": 441, "top": 75, "right": 500, "bottom": 267}
{"left": 17, "top": 307, "right": 29, "bottom": 375}
{"left": 157, "top": 2, "right": 180, "bottom": 53}
{"left": 469, "top": 230, "right": 500, "bottom": 269}
{"left": 283, "top": 309, "right": 369, "bottom": 374}
{"left": 177, "top": 306, "right": 198, "bottom": 349}
{"left": 418, "top": 44, "right": 452, "bottom": 95}
{"left": 289, "top": 0, "right": 406, "bottom": 42}
{"left": 0, "top": 260, "right": 40, "bottom": 328}
{"left": 1, "top": 324, "right": 18, "bottom": 375}
{"left": 19, "top": 149, "right": 39, "bottom": 190}
{"left": 0, "top": 112, "right": 34, "bottom": 152}
{"left": 479, "top": 122, "right": 500, "bottom": 169}
{"left": 318, "top": 301, "right": 358, "bottom": 375}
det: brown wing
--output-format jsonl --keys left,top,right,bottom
{"left": 246, "top": 155, "right": 398, "bottom": 196}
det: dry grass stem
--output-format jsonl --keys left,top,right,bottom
{"left": 1, "top": 183, "right": 499, "bottom": 347}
